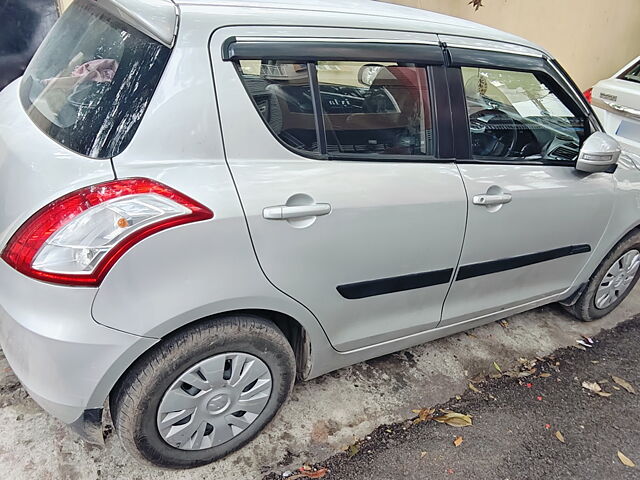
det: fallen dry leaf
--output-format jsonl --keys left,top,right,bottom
{"left": 517, "top": 368, "right": 537, "bottom": 378}
{"left": 612, "top": 376, "right": 636, "bottom": 394}
{"left": 453, "top": 436, "right": 463, "bottom": 447}
{"left": 555, "top": 431, "right": 565, "bottom": 443}
{"left": 582, "top": 381, "right": 612, "bottom": 397}
{"left": 493, "top": 361, "right": 502, "bottom": 373}
{"left": 434, "top": 411, "right": 473, "bottom": 427}
{"left": 420, "top": 451, "right": 428, "bottom": 458}
{"left": 498, "top": 319, "right": 509, "bottom": 328}
{"left": 469, "top": 383, "right": 481, "bottom": 393}
{"left": 288, "top": 468, "right": 329, "bottom": 480}
{"left": 539, "top": 373, "right": 552, "bottom": 378}
{"left": 412, "top": 408, "right": 435, "bottom": 424}
{"left": 617, "top": 451, "right": 636, "bottom": 468}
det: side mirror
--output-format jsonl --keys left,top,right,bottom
{"left": 576, "top": 132, "right": 621, "bottom": 173}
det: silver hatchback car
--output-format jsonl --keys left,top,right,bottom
{"left": 1, "top": 0, "right": 638, "bottom": 469}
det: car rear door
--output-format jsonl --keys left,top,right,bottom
{"left": 439, "top": 44, "right": 615, "bottom": 327}
{"left": 592, "top": 56, "right": 640, "bottom": 155}
{"left": 211, "top": 27, "right": 468, "bottom": 352}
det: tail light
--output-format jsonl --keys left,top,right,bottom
{"left": 583, "top": 87, "right": 593, "bottom": 103}
{"left": 1, "top": 178, "right": 213, "bottom": 286}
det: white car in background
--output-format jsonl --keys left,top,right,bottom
{"left": 587, "top": 56, "right": 640, "bottom": 155}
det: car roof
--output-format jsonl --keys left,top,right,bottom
{"left": 174, "top": 0, "right": 547, "bottom": 55}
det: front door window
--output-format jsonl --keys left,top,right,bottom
{"left": 461, "top": 66, "right": 588, "bottom": 162}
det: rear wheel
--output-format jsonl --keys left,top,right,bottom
{"left": 565, "top": 232, "right": 640, "bottom": 322}
{"left": 110, "top": 315, "right": 296, "bottom": 468}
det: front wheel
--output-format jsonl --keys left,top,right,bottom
{"left": 565, "top": 232, "right": 640, "bottom": 322}
{"left": 110, "top": 315, "right": 296, "bottom": 469}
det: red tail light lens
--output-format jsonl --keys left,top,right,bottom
{"left": 583, "top": 87, "right": 593, "bottom": 103}
{"left": 1, "top": 178, "right": 213, "bottom": 286}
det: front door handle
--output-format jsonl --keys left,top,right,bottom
{"left": 263, "top": 203, "right": 332, "bottom": 220}
{"left": 472, "top": 193, "right": 512, "bottom": 206}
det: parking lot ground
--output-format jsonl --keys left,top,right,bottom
{"left": 271, "top": 315, "right": 640, "bottom": 480}
{"left": 1, "top": 288, "right": 639, "bottom": 480}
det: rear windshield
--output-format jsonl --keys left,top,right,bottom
{"left": 19, "top": 0, "right": 171, "bottom": 158}
{"left": 621, "top": 60, "right": 640, "bottom": 84}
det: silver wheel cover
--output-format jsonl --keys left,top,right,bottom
{"left": 595, "top": 249, "right": 640, "bottom": 310}
{"left": 157, "top": 352, "right": 272, "bottom": 450}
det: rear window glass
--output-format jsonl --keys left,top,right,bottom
{"left": 237, "top": 60, "right": 435, "bottom": 159}
{"left": 621, "top": 61, "right": 640, "bottom": 84}
{"left": 19, "top": 0, "right": 171, "bottom": 159}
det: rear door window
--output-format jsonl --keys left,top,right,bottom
{"left": 236, "top": 58, "right": 436, "bottom": 160}
{"left": 316, "top": 61, "right": 433, "bottom": 157}
{"left": 19, "top": 0, "right": 171, "bottom": 158}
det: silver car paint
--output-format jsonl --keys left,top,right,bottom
{"left": 173, "top": 0, "right": 547, "bottom": 56}
{"left": 2, "top": 0, "right": 640, "bottom": 434}
{"left": 0, "top": 259, "right": 156, "bottom": 423}
{"left": 441, "top": 165, "right": 615, "bottom": 326}
{"left": 210, "top": 25, "right": 467, "bottom": 352}
{"left": 96, "top": 0, "right": 178, "bottom": 47}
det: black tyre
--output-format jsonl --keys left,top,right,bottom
{"left": 110, "top": 315, "right": 296, "bottom": 469}
{"left": 565, "top": 232, "right": 640, "bottom": 322}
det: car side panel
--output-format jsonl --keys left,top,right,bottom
{"left": 566, "top": 154, "right": 640, "bottom": 292}
{"left": 91, "top": 10, "right": 334, "bottom": 361}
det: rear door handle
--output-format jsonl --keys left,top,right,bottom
{"left": 472, "top": 193, "right": 512, "bottom": 206}
{"left": 263, "top": 203, "right": 331, "bottom": 220}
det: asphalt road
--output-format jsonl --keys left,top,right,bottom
{"left": 271, "top": 316, "right": 640, "bottom": 480}
{"left": 0, "top": 289, "right": 639, "bottom": 479}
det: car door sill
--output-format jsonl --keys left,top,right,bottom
{"left": 335, "top": 288, "right": 568, "bottom": 354}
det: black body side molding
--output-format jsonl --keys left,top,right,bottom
{"left": 456, "top": 244, "right": 591, "bottom": 281}
{"left": 337, "top": 269, "right": 454, "bottom": 300}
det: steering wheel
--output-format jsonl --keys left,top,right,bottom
{"left": 469, "top": 109, "right": 518, "bottom": 157}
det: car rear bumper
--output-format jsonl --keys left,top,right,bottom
{"left": 0, "top": 259, "right": 157, "bottom": 434}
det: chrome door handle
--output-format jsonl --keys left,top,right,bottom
{"left": 472, "top": 193, "right": 512, "bottom": 206}
{"left": 263, "top": 203, "right": 331, "bottom": 220}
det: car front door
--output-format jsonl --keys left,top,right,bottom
{"left": 211, "top": 27, "right": 468, "bottom": 352}
{"left": 440, "top": 46, "right": 616, "bottom": 327}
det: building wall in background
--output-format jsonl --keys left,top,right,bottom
{"left": 384, "top": 0, "right": 640, "bottom": 90}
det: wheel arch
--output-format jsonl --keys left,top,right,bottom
{"left": 563, "top": 220, "right": 640, "bottom": 306}
{"left": 100, "top": 307, "right": 315, "bottom": 412}
{"left": 159, "top": 308, "right": 314, "bottom": 381}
